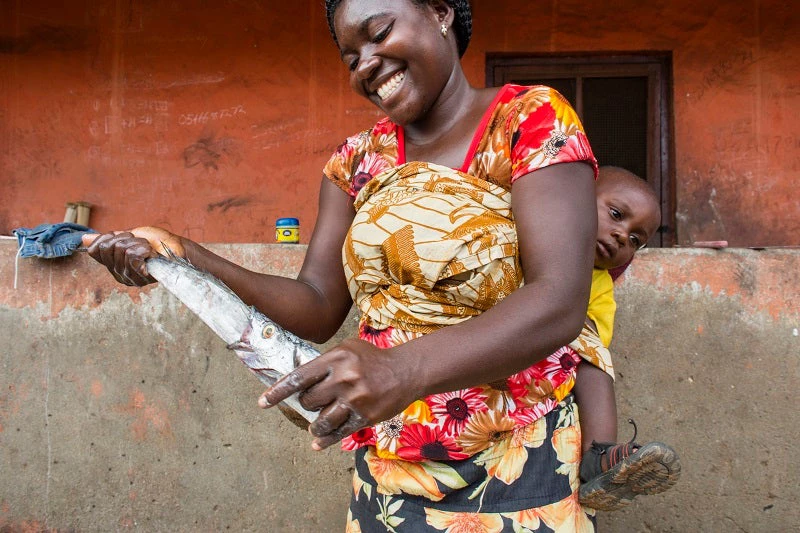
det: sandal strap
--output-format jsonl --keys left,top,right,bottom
{"left": 605, "top": 441, "right": 641, "bottom": 470}
{"left": 604, "top": 419, "right": 641, "bottom": 470}
{"left": 579, "top": 419, "right": 641, "bottom": 482}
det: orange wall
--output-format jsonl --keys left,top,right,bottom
{"left": 2, "top": 1, "right": 798, "bottom": 245}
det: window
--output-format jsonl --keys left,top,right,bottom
{"left": 486, "top": 53, "right": 675, "bottom": 246}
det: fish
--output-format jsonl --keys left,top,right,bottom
{"left": 144, "top": 251, "right": 321, "bottom": 422}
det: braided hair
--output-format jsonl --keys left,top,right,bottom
{"left": 324, "top": 0, "right": 472, "bottom": 58}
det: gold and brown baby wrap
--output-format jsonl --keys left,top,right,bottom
{"left": 344, "top": 161, "right": 521, "bottom": 334}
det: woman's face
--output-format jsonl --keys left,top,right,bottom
{"left": 333, "top": 0, "right": 456, "bottom": 126}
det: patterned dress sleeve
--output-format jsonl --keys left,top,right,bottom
{"left": 322, "top": 118, "right": 400, "bottom": 198}
{"left": 504, "top": 85, "right": 598, "bottom": 183}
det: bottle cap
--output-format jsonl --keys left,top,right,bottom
{"left": 276, "top": 217, "right": 299, "bottom": 227}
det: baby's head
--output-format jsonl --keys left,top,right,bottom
{"left": 594, "top": 166, "right": 661, "bottom": 271}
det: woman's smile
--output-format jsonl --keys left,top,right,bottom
{"left": 376, "top": 71, "right": 406, "bottom": 101}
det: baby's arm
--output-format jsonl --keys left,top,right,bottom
{"left": 572, "top": 269, "right": 619, "bottom": 452}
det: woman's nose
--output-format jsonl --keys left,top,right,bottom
{"left": 355, "top": 54, "right": 380, "bottom": 81}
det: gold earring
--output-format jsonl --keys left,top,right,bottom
{"left": 440, "top": 24, "right": 448, "bottom": 38}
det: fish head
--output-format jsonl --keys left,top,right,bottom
{"left": 229, "top": 310, "right": 298, "bottom": 378}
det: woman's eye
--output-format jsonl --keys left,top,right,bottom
{"left": 344, "top": 54, "right": 359, "bottom": 71}
{"left": 373, "top": 23, "right": 392, "bottom": 43}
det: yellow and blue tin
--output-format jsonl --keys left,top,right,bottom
{"left": 275, "top": 217, "right": 300, "bottom": 243}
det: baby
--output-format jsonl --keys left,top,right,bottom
{"left": 574, "top": 166, "right": 681, "bottom": 511}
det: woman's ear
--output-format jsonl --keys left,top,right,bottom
{"left": 428, "top": 0, "right": 455, "bottom": 27}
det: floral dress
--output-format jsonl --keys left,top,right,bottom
{"left": 323, "top": 85, "right": 605, "bottom": 532}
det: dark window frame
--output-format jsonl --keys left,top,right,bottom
{"left": 486, "top": 52, "right": 675, "bottom": 247}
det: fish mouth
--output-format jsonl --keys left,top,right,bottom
{"left": 376, "top": 71, "right": 405, "bottom": 101}
{"left": 226, "top": 340, "right": 253, "bottom": 353}
{"left": 227, "top": 322, "right": 254, "bottom": 353}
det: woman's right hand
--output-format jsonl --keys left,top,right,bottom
{"left": 81, "top": 226, "right": 185, "bottom": 286}
{"left": 260, "top": 338, "right": 423, "bottom": 450}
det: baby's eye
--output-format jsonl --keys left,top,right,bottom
{"left": 610, "top": 207, "right": 622, "bottom": 220}
{"left": 630, "top": 235, "right": 642, "bottom": 248}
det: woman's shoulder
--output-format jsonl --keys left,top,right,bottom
{"left": 335, "top": 117, "right": 398, "bottom": 149}
{"left": 476, "top": 84, "right": 596, "bottom": 184}
{"left": 492, "top": 84, "right": 570, "bottom": 118}
{"left": 480, "top": 83, "right": 578, "bottom": 146}
{"left": 323, "top": 117, "right": 401, "bottom": 197}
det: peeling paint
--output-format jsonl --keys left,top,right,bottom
{"left": 0, "top": 519, "right": 59, "bottom": 533}
{"left": 626, "top": 249, "right": 800, "bottom": 321}
{"left": 90, "top": 380, "right": 104, "bottom": 398}
{"left": 115, "top": 388, "right": 174, "bottom": 442}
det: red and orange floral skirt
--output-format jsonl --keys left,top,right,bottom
{"left": 346, "top": 395, "right": 595, "bottom": 532}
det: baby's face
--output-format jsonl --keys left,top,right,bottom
{"left": 594, "top": 183, "right": 660, "bottom": 270}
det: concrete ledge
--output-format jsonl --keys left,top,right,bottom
{"left": 1, "top": 243, "right": 797, "bottom": 531}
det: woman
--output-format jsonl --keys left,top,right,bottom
{"left": 86, "top": 0, "right": 602, "bottom": 530}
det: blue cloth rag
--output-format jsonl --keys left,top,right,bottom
{"left": 13, "top": 222, "right": 97, "bottom": 259}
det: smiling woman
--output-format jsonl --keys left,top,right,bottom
{"left": 83, "top": 1, "right": 603, "bottom": 531}
{"left": 331, "top": 0, "right": 472, "bottom": 137}
{"left": 325, "top": 0, "right": 472, "bottom": 58}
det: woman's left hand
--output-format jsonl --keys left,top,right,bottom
{"left": 259, "top": 338, "right": 421, "bottom": 450}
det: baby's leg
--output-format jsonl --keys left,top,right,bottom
{"left": 574, "top": 361, "right": 617, "bottom": 452}
{"left": 574, "top": 363, "right": 681, "bottom": 511}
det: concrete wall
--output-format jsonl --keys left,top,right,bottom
{"left": 2, "top": 1, "right": 799, "bottom": 246}
{"left": 1, "top": 241, "right": 797, "bottom": 532}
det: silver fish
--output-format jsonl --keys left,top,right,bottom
{"left": 145, "top": 252, "right": 320, "bottom": 422}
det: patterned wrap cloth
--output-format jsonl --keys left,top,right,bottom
{"left": 324, "top": 85, "right": 610, "bottom": 531}
{"left": 346, "top": 161, "right": 519, "bottom": 335}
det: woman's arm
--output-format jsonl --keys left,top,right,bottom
{"left": 85, "top": 178, "right": 355, "bottom": 343}
{"left": 262, "top": 161, "right": 597, "bottom": 448}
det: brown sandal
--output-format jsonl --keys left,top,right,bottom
{"left": 579, "top": 420, "right": 681, "bottom": 511}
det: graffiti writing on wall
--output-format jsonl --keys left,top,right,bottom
{"left": 695, "top": 48, "right": 759, "bottom": 101}
{"left": 178, "top": 105, "right": 246, "bottom": 126}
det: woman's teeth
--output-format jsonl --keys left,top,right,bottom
{"left": 377, "top": 72, "right": 405, "bottom": 100}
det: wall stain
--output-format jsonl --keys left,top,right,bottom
{"left": 0, "top": 26, "right": 93, "bottom": 54}
{"left": 207, "top": 196, "right": 252, "bottom": 213}
{"left": 183, "top": 135, "right": 243, "bottom": 170}
{"left": 735, "top": 264, "right": 757, "bottom": 296}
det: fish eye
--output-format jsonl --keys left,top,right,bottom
{"left": 262, "top": 324, "right": 276, "bottom": 339}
